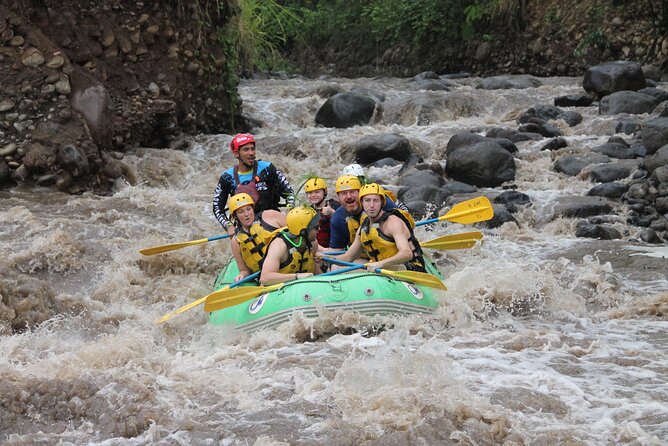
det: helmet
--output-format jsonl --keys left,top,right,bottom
{"left": 335, "top": 175, "right": 362, "bottom": 193}
{"left": 304, "top": 177, "right": 327, "bottom": 192}
{"left": 230, "top": 133, "right": 255, "bottom": 154}
{"left": 342, "top": 163, "right": 365, "bottom": 177}
{"left": 228, "top": 193, "right": 255, "bottom": 215}
{"left": 358, "top": 183, "right": 386, "bottom": 206}
{"left": 286, "top": 206, "right": 320, "bottom": 236}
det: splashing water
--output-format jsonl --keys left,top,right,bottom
{"left": 1, "top": 75, "right": 667, "bottom": 445}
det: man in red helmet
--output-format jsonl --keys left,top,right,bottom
{"left": 213, "top": 133, "right": 295, "bottom": 235}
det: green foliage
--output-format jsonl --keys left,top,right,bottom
{"left": 362, "top": 0, "right": 464, "bottom": 45}
{"left": 545, "top": 5, "right": 562, "bottom": 28}
{"left": 573, "top": 29, "right": 609, "bottom": 57}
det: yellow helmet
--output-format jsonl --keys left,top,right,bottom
{"left": 286, "top": 206, "right": 320, "bottom": 236}
{"left": 228, "top": 193, "right": 255, "bottom": 215}
{"left": 358, "top": 183, "right": 386, "bottom": 206}
{"left": 304, "top": 177, "right": 327, "bottom": 192}
{"left": 335, "top": 175, "right": 362, "bottom": 193}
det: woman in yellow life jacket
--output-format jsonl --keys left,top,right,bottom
{"left": 228, "top": 193, "right": 286, "bottom": 282}
{"left": 260, "top": 206, "right": 322, "bottom": 285}
{"left": 335, "top": 183, "right": 426, "bottom": 272}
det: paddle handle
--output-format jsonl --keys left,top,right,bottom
{"left": 321, "top": 257, "right": 381, "bottom": 273}
{"left": 207, "top": 234, "right": 231, "bottom": 242}
{"left": 229, "top": 271, "right": 260, "bottom": 288}
{"left": 416, "top": 217, "right": 439, "bottom": 226}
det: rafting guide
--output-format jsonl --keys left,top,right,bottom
{"left": 213, "top": 133, "right": 295, "bottom": 236}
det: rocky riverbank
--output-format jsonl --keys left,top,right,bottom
{"left": 0, "top": 0, "right": 240, "bottom": 194}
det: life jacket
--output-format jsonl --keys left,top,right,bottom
{"left": 233, "top": 163, "right": 260, "bottom": 203}
{"left": 266, "top": 229, "right": 315, "bottom": 274}
{"left": 234, "top": 212, "right": 280, "bottom": 272}
{"left": 345, "top": 211, "right": 364, "bottom": 247}
{"left": 359, "top": 209, "right": 426, "bottom": 272}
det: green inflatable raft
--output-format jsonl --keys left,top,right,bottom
{"left": 208, "top": 259, "right": 445, "bottom": 332}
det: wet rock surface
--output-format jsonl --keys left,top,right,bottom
{"left": 0, "top": 0, "right": 239, "bottom": 194}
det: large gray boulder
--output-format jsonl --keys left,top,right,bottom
{"left": 445, "top": 140, "right": 516, "bottom": 187}
{"left": 583, "top": 61, "right": 646, "bottom": 97}
{"left": 599, "top": 91, "right": 659, "bottom": 115}
{"left": 315, "top": 92, "right": 379, "bottom": 128}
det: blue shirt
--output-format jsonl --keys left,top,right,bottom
{"left": 329, "top": 199, "right": 398, "bottom": 249}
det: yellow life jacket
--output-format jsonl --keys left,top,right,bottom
{"left": 345, "top": 211, "right": 364, "bottom": 247}
{"left": 235, "top": 212, "right": 281, "bottom": 272}
{"left": 266, "top": 229, "right": 315, "bottom": 274}
{"left": 359, "top": 209, "right": 426, "bottom": 272}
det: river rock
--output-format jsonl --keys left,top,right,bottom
{"left": 599, "top": 91, "right": 659, "bottom": 115}
{"left": 575, "top": 221, "right": 622, "bottom": 239}
{"left": 57, "top": 144, "right": 89, "bottom": 177}
{"left": 494, "top": 190, "right": 532, "bottom": 212}
{"left": 554, "top": 94, "right": 594, "bottom": 107}
{"left": 315, "top": 92, "right": 379, "bottom": 128}
{"left": 642, "top": 117, "right": 668, "bottom": 155}
{"left": 21, "top": 47, "right": 45, "bottom": 67}
{"left": 540, "top": 137, "right": 568, "bottom": 151}
{"left": 587, "top": 182, "right": 628, "bottom": 198}
{"left": 397, "top": 184, "right": 451, "bottom": 210}
{"left": 443, "top": 181, "right": 477, "bottom": 194}
{"left": 591, "top": 142, "right": 639, "bottom": 159}
{"left": 445, "top": 140, "right": 516, "bottom": 187}
{"left": 0, "top": 159, "right": 10, "bottom": 183}
{"left": 639, "top": 87, "right": 668, "bottom": 103}
{"left": 397, "top": 169, "right": 446, "bottom": 189}
{"left": 644, "top": 145, "right": 668, "bottom": 173}
{"left": 343, "top": 133, "right": 413, "bottom": 165}
{"left": 476, "top": 74, "right": 542, "bottom": 90}
{"left": 583, "top": 61, "right": 646, "bottom": 97}
{"left": 22, "top": 141, "right": 56, "bottom": 173}
{"left": 585, "top": 161, "right": 639, "bottom": 183}
{"left": 486, "top": 204, "right": 517, "bottom": 228}
{"left": 553, "top": 196, "right": 613, "bottom": 218}
{"left": 69, "top": 70, "right": 114, "bottom": 148}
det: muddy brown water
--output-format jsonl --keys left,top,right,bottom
{"left": 1, "top": 75, "right": 667, "bottom": 445}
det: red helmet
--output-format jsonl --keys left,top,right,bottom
{"left": 230, "top": 133, "right": 255, "bottom": 154}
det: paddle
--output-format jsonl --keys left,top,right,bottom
{"left": 140, "top": 234, "right": 231, "bottom": 256}
{"left": 321, "top": 257, "right": 447, "bottom": 290}
{"left": 420, "top": 231, "right": 483, "bottom": 250}
{"left": 416, "top": 196, "right": 493, "bottom": 226}
{"left": 203, "top": 264, "right": 366, "bottom": 312}
{"left": 156, "top": 271, "right": 259, "bottom": 324}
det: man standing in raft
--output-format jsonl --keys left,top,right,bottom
{"left": 261, "top": 206, "right": 321, "bottom": 285}
{"left": 336, "top": 183, "right": 426, "bottom": 272}
{"left": 213, "top": 133, "right": 294, "bottom": 236}
{"left": 227, "top": 193, "right": 286, "bottom": 282}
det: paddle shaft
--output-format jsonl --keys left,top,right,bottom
{"left": 156, "top": 270, "right": 258, "bottom": 324}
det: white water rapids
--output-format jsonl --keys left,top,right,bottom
{"left": 1, "top": 75, "right": 667, "bottom": 445}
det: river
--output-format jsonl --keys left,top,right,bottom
{"left": 1, "top": 75, "right": 667, "bottom": 445}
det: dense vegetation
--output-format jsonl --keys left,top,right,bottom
{"left": 229, "top": 0, "right": 668, "bottom": 76}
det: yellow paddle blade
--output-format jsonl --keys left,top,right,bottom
{"left": 421, "top": 231, "right": 483, "bottom": 250}
{"left": 156, "top": 292, "right": 220, "bottom": 324}
{"left": 377, "top": 269, "right": 448, "bottom": 290}
{"left": 441, "top": 196, "right": 494, "bottom": 224}
{"left": 140, "top": 238, "right": 209, "bottom": 256}
{"left": 203, "top": 283, "right": 283, "bottom": 312}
